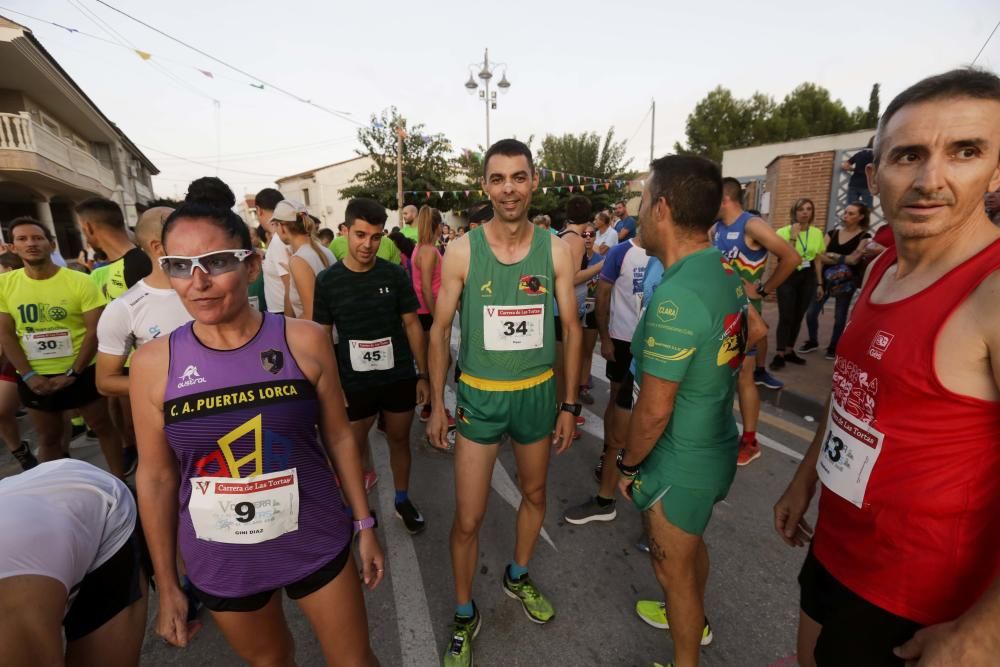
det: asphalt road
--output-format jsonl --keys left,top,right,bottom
{"left": 0, "top": 352, "right": 821, "bottom": 667}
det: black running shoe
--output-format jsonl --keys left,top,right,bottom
{"left": 769, "top": 354, "right": 786, "bottom": 371}
{"left": 122, "top": 447, "right": 138, "bottom": 476}
{"left": 395, "top": 498, "right": 426, "bottom": 534}
{"left": 799, "top": 340, "right": 819, "bottom": 354}
{"left": 784, "top": 352, "right": 807, "bottom": 365}
{"left": 12, "top": 441, "right": 37, "bottom": 471}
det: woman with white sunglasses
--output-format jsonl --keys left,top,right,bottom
{"left": 129, "top": 201, "right": 383, "bottom": 666}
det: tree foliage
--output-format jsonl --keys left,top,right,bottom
{"left": 528, "top": 128, "right": 635, "bottom": 218}
{"left": 675, "top": 83, "right": 878, "bottom": 162}
{"left": 340, "top": 107, "right": 462, "bottom": 211}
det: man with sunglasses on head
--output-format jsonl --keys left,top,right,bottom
{"left": 313, "top": 198, "right": 429, "bottom": 535}
{"left": 0, "top": 217, "right": 123, "bottom": 476}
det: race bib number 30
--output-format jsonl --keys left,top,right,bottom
{"left": 188, "top": 468, "right": 300, "bottom": 544}
{"left": 483, "top": 305, "right": 544, "bottom": 351}
{"left": 24, "top": 329, "right": 72, "bottom": 360}
{"left": 349, "top": 337, "right": 394, "bottom": 371}
{"left": 816, "top": 401, "right": 884, "bottom": 508}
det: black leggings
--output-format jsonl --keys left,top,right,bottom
{"left": 776, "top": 268, "right": 817, "bottom": 351}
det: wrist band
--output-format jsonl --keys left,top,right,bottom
{"left": 21, "top": 371, "right": 37, "bottom": 382}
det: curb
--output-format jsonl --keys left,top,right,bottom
{"left": 759, "top": 386, "right": 825, "bottom": 421}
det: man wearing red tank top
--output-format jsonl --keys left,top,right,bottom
{"left": 774, "top": 68, "right": 1000, "bottom": 667}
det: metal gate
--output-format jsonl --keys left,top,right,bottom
{"left": 827, "top": 148, "right": 884, "bottom": 233}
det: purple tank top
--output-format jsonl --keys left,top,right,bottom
{"left": 164, "top": 312, "right": 350, "bottom": 598}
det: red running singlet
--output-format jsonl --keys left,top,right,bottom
{"left": 812, "top": 238, "right": 1000, "bottom": 625}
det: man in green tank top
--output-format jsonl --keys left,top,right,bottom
{"left": 427, "top": 139, "right": 582, "bottom": 667}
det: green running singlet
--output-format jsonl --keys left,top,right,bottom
{"left": 459, "top": 224, "right": 555, "bottom": 382}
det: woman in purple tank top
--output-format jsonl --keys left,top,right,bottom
{"left": 130, "top": 201, "right": 383, "bottom": 666}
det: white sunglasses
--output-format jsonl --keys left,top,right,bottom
{"left": 159, "top": 249, "right": 254, "bottom": 279}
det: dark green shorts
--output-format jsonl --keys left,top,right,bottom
{"left": 455, "top": 370, "right": 556, "bottom": 445}
{"left": 631, "top": 474, "right": 732, "bottom": 536}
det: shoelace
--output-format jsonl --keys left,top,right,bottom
{"left": 447, "top": 631, "right": 467, "bottom": 655}
{"left": 512, "top": 578, "right": 541, "bottom": 601}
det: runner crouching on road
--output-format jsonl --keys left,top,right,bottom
{"left": 0, "top": 459, "right": 149, "bottom": 666}
{"left": 617, "top": 155, "right": 764, "bottom": 667}
{"left": 131, "top": 201, "right": 383, "bottom": 666}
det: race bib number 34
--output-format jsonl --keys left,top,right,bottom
{"left": 24, "top": 329, "right": 72, "bottom": 360}
{"left": 816, "top": 401, "right": 884, "bottom": 508}
{"left": 349, "top": 337, "right": 394, "bottom": 372}
{"left": 188, "top": 468, "right": 300, "bottom": 544}
{"left": 483, "top": 305, "right": 544, "bottom": 351}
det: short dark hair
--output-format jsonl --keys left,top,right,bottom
{"left": 647, "top": 155, "right": 723, "bottom": 233}
{"left": 187, "top": 177, "right": 236, "bottom": 209}
{"left": 9, "top": 216, "right": 53, "bottom": 242}
{"left": 875, "top": 68, "right": 1000, "bottom": 162}
{"left": 721, "top": 177, "right": 744, "bottom": 207}
{"left": 317, "top": 228, "right": 334, "bottom": 243}
{"left": 162, "top": 202, "right": 252, "bottom": 251}
{"left": 615, "top": 200, "right": 627, "bottom": 208}
{"left": 345, "top": 198, "right": 387, "bottom": 228}
{"left": 483, "top": 138, "right": 534, "bottom": 177}
{"left": 564, "top": 195, "right": 592, "bottom": 225}
{"left": 75, "top": 197, "right": 125, "bottom": 230}
{"left": 254, "top": 187, "right": 284, "bottom": 212}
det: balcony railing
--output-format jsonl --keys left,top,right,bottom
{"left": 0, "top": 112, "right": 117, "bottom": 191}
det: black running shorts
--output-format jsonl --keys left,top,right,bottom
{"left": 799, "top": 548, "right": 923, "bottom": 667}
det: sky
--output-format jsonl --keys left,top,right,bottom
{"left": 6, "top": 0, "right": 999, "bottom": 201}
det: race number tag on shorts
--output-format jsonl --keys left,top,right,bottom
{"left": 816, "top": 400, "right": 884, "bottom": 507}
{"left": 188, "top": 469, "right": 300, "bottom": 544}
{"left": 483, "top": 305, "right": 544, "bottom": 351}
{"left": 24, "top": 330, "right": 72, "bottom": 360}
{"left": 799, "top": 258, "right": 811, "bottom": 270}
{"left": 349, "top": 337, "right": 394, "bottom": 371}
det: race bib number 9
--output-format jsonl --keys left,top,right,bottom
{"left": 816, "top": 400, "right": 884, "bottom": 508}
{"left": 349, "top": 337, "right": 394, "bottom": 371}
{"left": 24, "top": 329, "right": 72, "bottom": 360}
{"left": 483, "top": 305, "right": 544, "bottom": 351}
{"left": 188, "top": 468, "right": 300, "bottom": 544}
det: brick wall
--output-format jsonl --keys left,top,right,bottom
{"left": 764, "top": 150, "right": 835, "bottom": 231}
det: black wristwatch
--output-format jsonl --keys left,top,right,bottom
{"left": 559, "top": 402, "right": 582, "bottom": 417}
{"left": 616, "top": 449, "right": 640, "bottom": 478}
{"left": 755, "top": 281, "right": 769, "bottom": 299}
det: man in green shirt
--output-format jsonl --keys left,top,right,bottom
{"left": 400, "top": 204, "right": 419, "bottom": 242}
{"left": 330, "top": 221, "right": 402, "bottom": 265}
{"left": 616, "top": 155, "right": 761, "bottom": 667}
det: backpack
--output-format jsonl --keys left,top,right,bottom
{"left": 823, "top": 263, "right": 855, "bottom": 296}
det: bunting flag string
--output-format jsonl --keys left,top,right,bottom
{"left": 400, "top": 178, "right": 644, "bottom": 200}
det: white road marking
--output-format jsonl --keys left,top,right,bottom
{"left": 369, "top": 429, "right": 439, "bottom": 667}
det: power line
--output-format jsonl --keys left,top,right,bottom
{"left": 91, "top": 0, "right": 363, "bottom": 126}
{"left": 139, "top": 144, "right": 283, "bottom": 178}
{"left": 972, "top": 16, "right": 1000, "bottom": 66}
{"left": 624, "top": 104, "right": 653, "bottom": 149}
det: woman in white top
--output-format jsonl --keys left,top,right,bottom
{"left": 277, "top": 212, "right": 336, "bottom": 319}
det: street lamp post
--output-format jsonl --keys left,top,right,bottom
{"left": 464, "top": 48, "right": 510, "bottom": 148}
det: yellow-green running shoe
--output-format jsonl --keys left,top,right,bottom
{"left": 442, "top": 602, "right": 481, "bottom": 667}
{"left": 502, "top": 568, "right": 555, "bottom": 624}
{"left": 634, "top": 600, "right": 713, "bottom": 645}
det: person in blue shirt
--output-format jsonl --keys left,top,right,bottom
{"left": 614, "top": 201, "right": 637, "bottom": 242}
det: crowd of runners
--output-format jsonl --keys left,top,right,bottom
{"left": 0, "top": 67, "right": 999, "bottom": 667}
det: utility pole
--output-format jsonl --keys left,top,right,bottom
{"left": 650, "top": 99, "right": 656, "bottom": 164}
{"left": 396, "top": 126, "right": 404, "bottom": 222}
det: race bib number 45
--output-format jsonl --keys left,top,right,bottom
{"left": 24, "top": 329, "right": 72, "bottom": 360}
{"left": 349, "top": 337, "right": 394, "bottom": 372}
{"left": 816, "top": 401, "right": 884, "bottom": 508}
{"left": 483, "top": 305, "right": 544, "bottom": 351}
{"left": 188, "top": 468, "right": 300, "bottom": 544}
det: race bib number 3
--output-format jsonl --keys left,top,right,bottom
{"left": 349, "top": 337, "right": 394, "bottom": 371}
{"left": 816, "top": 401, "right": 884, "bottom": 508}
{"left": 24, "top": 329, "right": 72, "bottom": 360}
{"left": 188, "top": 468, "right": 300, "bottom": 544}
{"left": 483, "top": 305, "right": 544, "bottom": 351}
